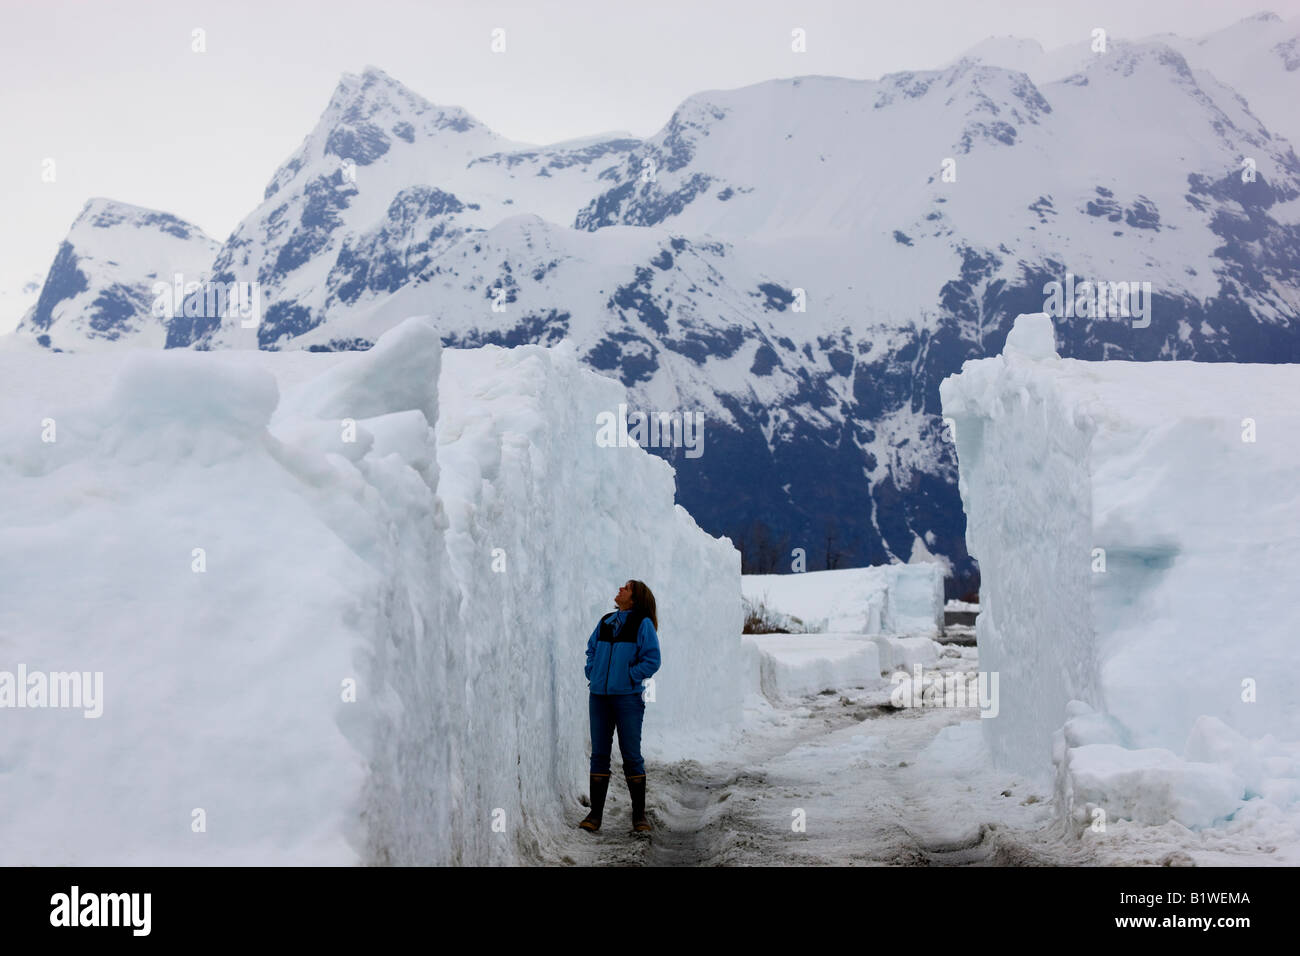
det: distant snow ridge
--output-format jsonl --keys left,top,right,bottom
{"left": 942, "top": 312, "right": 1300, "bottom": 831}
{"left": 0, "top": 321, "right": 741, "bottom": 864}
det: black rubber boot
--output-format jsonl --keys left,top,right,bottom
{"left": 626, "top": 773, "right": 651, "bottom": 832}
{"left": 579, "top": 773, "right": 611, "bottom": 831}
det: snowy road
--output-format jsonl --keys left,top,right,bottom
{"left": 555, "top": 640, "right": 1096, "bottom": 867}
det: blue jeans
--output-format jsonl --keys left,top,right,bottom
{"left": 589, "top": 692, "right": 646, "bottom": 776}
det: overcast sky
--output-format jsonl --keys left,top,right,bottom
{"left": 1, "top": 0, "right": 1294, "bottom": 332}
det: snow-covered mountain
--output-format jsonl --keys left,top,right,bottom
{"left": 163, "top": 67, "right": 641, "bottom": 351}
{"left": 14, "top": 15, "right": 1300, "bottom": 597}
{"left": 15, "top": 199, "right": 219, "bottom": 351}
{"left": 954, "top": 12, "right": 1300, "bottom": 151}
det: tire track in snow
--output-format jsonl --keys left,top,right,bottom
{"left": 711, "top": 690, "right": 1092, "bottom": 867}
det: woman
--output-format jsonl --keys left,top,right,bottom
{"left": 580, "top": 579, "right": 661, "bottom": 834}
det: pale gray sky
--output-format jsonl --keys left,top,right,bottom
{"left": 1, "top": 0, "right": 1292, "bottom": 332}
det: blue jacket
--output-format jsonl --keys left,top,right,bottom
{"left": 585, "top": 608, "right": 661, "bottom": 695}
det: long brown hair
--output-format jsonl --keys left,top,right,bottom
{"left": 628, "top": 579, "right": 658, "bottom": 630}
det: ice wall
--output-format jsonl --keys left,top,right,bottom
{"left": 433, "top": 343, "right": 742, "bottom": 863}
{"left": 0, "top": 343, "right": 395, "bottom": 864}
{"left": 941, "top": 312, "right": 1300, "bottom": 827}
{"left": 0, "top": 317, "right": 742, "bottom": 864}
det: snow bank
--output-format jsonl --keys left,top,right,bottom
{"left": 0, "top": 318, "right": 741, "bottom": 864}
{"left": 941, "top": 312, "right": 1300, "bottom": 830}
{"left": 742, "top": 564, "right": 944, "bottom": 635}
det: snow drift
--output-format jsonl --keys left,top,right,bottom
{"left": 0, "top": 317, "right": 741, "bottom": 864}
{"left": 941, "top": 312, "right": 1300, "bottom": 830}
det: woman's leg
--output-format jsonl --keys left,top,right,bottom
{"left": 612, "top": 693, "right": 646, "bottom": 777}
{"left": 589, "top": 692, "right": 616, "bottom": 774}
{"left": 581, "top": 693, "right": 616, "bottom": 831}
{"left": 615, "top": 694, "right": 651, "bottom": 831}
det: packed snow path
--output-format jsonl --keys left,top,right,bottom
{"left": 554, "top": 637, "right": 1098, "bottom": 867}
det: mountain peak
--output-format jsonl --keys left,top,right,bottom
{"left": 71, "top": 198, "right": 212, "bottom": 243}
{"left": 76, "top": 196, "right": 160, "bottom": 219}
{"left": 324, "top": 66, "right": 479, "bottom": 132}
{"left": 261, "top": 67, "right": 495, "bottom": 201}
{"left": 955, "top": 35, "right": 1047, "bottom": 69}
{"left": 76, "top": 196, "right": 141, "bottom": 222}
{"left": 328, "top": 66, "right": 430, "bottom": 118}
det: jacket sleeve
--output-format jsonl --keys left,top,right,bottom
{"left": 584, "top": 619, "right": 600, "bottom": 680}
{"left": 629, "top": 618, "right": 661, "bottom": 685}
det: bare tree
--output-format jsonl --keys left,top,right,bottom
{"left": 823, "top": 519, "right": 843, "bottom": 571}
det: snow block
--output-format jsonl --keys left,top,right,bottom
{"left": 1058, "top": 743, "right": 1245, "bottom": 829}
{"left": 870, "top": 634, "right": 941, "bottom": 675}
{"left": 942, "top": 312, "right": 1300, "bottom": 826}
{"left": 742, "top": 633, "right": 883, "bottom": 700}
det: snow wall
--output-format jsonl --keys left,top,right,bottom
{"left": 941, "top": 312, "right": 1300, "bottom": 830}
{"left": 0, "top": 316, "right": 742, "bottom": 864}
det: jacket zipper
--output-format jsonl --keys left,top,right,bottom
{"left": 603, "top": 613, "right": 616, "bottom": 693}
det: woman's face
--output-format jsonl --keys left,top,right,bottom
{"left": 615, "top": 581, "right": 633, "bottom": 609}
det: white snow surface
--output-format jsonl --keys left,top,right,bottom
{"left": 941, "top": 312, "right": 1300, "bottom": 832}
{"left": 742, "top": 564, "right": 945, "bottom": 636}
{"left": 0, "top": 317, "right": 741, "bottom": 864}
{"left": 742, "top": 634, "right": 884, "bottom": 700}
